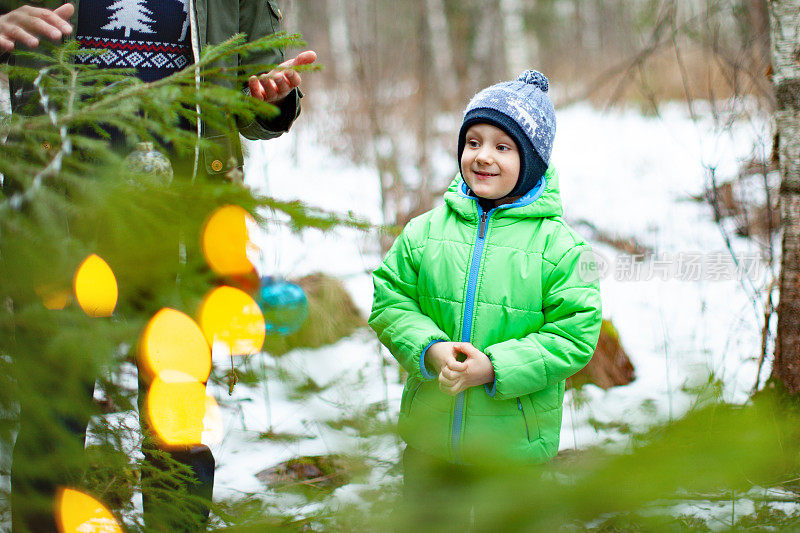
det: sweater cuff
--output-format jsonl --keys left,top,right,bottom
{"left": 420, "top": 340, "right": 444, "bottom": 380}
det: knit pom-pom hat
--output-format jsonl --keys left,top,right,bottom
{"left": 457, "top": 70, "right": 556, "bottom": 198}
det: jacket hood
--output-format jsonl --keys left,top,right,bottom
{"left": 443, "top": 165, "right": 563, "bottom": 221}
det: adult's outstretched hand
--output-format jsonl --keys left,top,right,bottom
{"left": 0, "top": 3, "right": 73, "bottom": 52}
{"left": 248, "top": 50, "right": 317, "bottom": 104}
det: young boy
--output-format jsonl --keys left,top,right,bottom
{"left": 369, "top": 70, "right": 602, "bottom": 512}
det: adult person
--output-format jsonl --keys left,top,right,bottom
{"left": 0, "top": 1, "right": 316, "bottom": 177}
{"left": 0, "top": 1, "right": 316, "bottom": 531}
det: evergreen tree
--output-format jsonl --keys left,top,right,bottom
{"left": 0, "top": 35, "right": 364, "bottom": 530}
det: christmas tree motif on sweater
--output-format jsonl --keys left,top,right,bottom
{"left": 102, "top": 0, "right": 156, "bottom": 38}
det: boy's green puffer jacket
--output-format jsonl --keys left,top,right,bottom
{"left": 369, "top": 167, "right": 602, "bottom": 465}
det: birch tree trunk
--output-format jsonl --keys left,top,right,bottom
{"left": 470, "top": 0, "right": 506, "bottom": 84}
{"left": 326, "top": 0, "right": 354, "bottom": 80}
{"left": 416, "top": 0, "right": 435, "bottom": 215}
{"left": 500, "top": 0, "right": 534, "bottom": 75}
{"left": 572, "top": 0, "right": 585, "bottom": 52}
{"left": 748, "top": 0, "right": 771, "bottom": 69}
{"left": 768, "top": 0, "right": 800, "bottom": 393}
{"left": 425, "top": 0, "right": 457, "bottom": 103}
{"left": 344, "top": 0, "right": 407, "bottom": 251}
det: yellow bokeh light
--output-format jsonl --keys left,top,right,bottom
{"left": 145, "top": 371, "right": 220, "bottom": 447}
{"left": 35, "top": 284, "right": 70, "bottom": 310}
{"left": 139, "top": 308, "right": 211, "bottom": 383}
{"left": 55, "top": 487, "right": 123, "bottom": 533}
{"left": 199, "top": 286, "right": 265, "bottom": 356}
{"left": 73, "top": 254, "right": 118, "bottom": 317}
{"left": 201, "top": 205, "right": 258, "bottom": 276}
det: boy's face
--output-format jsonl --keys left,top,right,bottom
{"left": 460, "top": 123, "right": 520, "bottom": 201}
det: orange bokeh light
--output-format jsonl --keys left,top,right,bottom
{"left": 145, "top": 371, "right": 221, "bottom": 447}
{"left": 73, "top": 254, "right": 118, "bottom": 317}
{"left": 201, "top": 205, "right": 258, "bottom": 276}
{"left": 199, "top": 286, "right": 265, "bottom": 356}
{"left": 55, "top": 487, "right": 122, "bottom": 533}
{"left": 139, "top": 308, "right": 211, "bottom": 383}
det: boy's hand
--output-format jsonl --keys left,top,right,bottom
{"left": 248, "top": 50, "right": 317, "bottom": 104}
{"left": 438, "top": 343, "right": 495, "bottom": 396}
{"left": 0, "top": 3, "right": 73, "bottom": 52}
{"left": 424, "top": 341, "right": 458, "bottom": 375}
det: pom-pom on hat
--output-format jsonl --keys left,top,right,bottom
{"left": 458, "top": 70, "right": 556, "bottom": 198}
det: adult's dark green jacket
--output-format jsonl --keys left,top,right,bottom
{"left": 0, "top": 0, "right": 300, "bottom": 177}
{"left": 370, "top": 168, "right": 602, "bottom": 465}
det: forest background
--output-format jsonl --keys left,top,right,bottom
{"left": 3, "top": 0, "right": 799, "bottom": 531}
{"left": 283, "top": 0, "right": 771, "bottom": 234}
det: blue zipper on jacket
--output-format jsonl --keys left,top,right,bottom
{"left": 451, "top": 204, "right": 492, "bottom": 463}
{"left": 448, "top": 176, "right": 549, "bottom": 463}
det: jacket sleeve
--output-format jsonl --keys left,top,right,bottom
{"left": 484, "top": 243, "right": 602, "bottom": 400}
{"left": 239, "top": 86, "right": 301, "bottom": 141}
{"left": 237, "top": 0, "right": 301, "bottom": 140}
{"left": 369, "top": 221, "right": 450, "bottom": 381}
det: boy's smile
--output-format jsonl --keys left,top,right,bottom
{"left": 460, "top": 123, "right": 520, "bottom": 202}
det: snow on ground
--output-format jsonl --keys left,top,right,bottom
{"left": 208, "top": 100, "right": 775, "bottom": 512}
{"left": 553, "top": 101, "right": 773, "bottom": 448}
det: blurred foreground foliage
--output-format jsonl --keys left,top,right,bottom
{"left": 328, "top": 392, "right": 800, "bottom": 532}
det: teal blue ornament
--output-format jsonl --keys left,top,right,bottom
{"left": 257, "top": 276, "right": 309, "bottom": 335}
